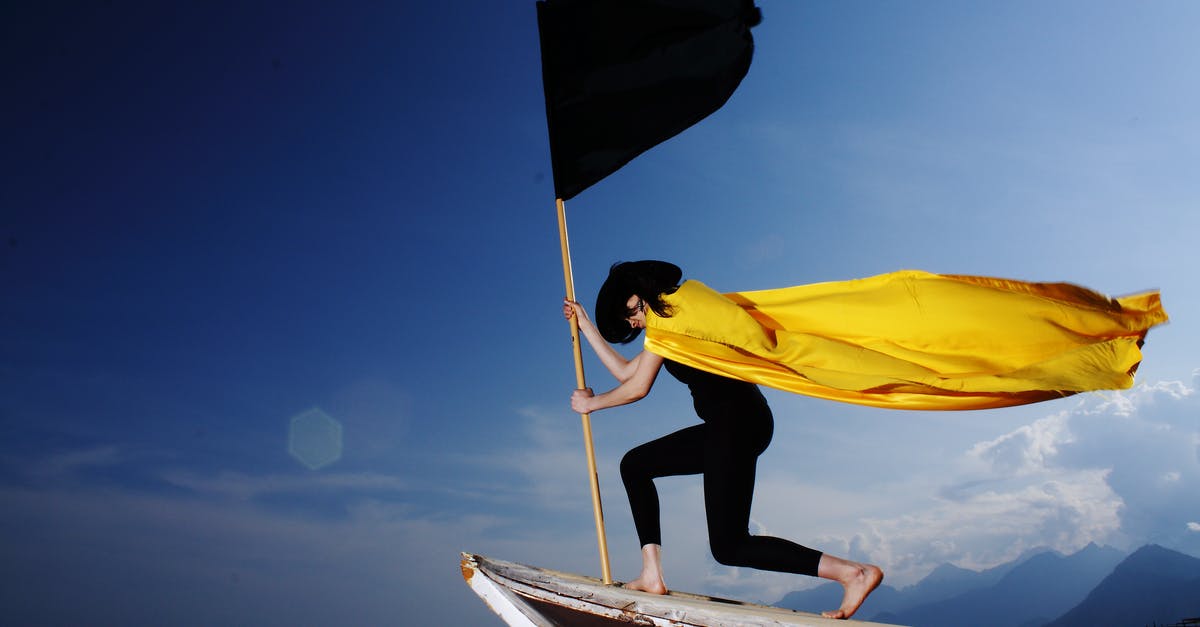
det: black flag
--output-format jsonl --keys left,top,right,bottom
{"left": 536, "top": 0, "right": 761, "bottom": 201}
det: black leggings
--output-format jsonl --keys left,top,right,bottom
{"left": 619, "top": 410, "right": 823, "bottom": 577}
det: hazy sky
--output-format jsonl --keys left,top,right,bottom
{"left": 3, "top": 2, "right": 1198, "bottom": 625}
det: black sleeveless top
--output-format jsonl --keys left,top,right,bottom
{"left": 663, "top": 359, "right": 770, "bottom": 423}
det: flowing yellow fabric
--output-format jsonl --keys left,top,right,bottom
{"left": 642, "top": 270, "right": 1167, "bottom": 411}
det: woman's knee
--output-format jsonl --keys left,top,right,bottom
{"left": 708, "top": 533, "right": 750, "bottom": 567}
{"left": 620, "top": 447, "right": 649, "bottom": 480}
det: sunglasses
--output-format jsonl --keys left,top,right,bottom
{"left": 626, "top": 298, "right": 645, "bottom": 319}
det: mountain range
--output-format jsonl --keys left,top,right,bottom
{"left": 774, "top": 543, "right": 1200, "bottom": 626}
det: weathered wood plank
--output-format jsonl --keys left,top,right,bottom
{"left": 462, "top": 553, "right": 906, "bottom": 627}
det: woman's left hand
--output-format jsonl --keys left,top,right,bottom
{"left": 563, "top": 299, "right": 590, "bottom": 325}
{"left": 570, "top": 387, "right": 594, "bottom": 414}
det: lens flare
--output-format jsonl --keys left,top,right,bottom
{"left": 288, "top": 408, "right": 343, "bottom": 470}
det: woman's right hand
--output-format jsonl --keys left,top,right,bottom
{"left": 570, "top": 387, "right": 595, "bottom": 413}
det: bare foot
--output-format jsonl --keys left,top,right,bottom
{"left": 623, "top": 544, "right": 668, "bottom": 595}
{"left": 821, "top": 563, "right": 883, "bottom": 620}
{"left": 623, "top": 575, "right": 667, "bottom": 595}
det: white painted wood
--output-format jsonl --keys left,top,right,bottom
{"left": 461, "top": 554, "right": 547, "bottom": 627}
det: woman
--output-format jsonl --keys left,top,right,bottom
{"left": 563, "top": 260, "right": 883, "bottom": 620}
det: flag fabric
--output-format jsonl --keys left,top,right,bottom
{"left": 642, "top": 271, "right": 1168, "bottom": 410}
{"left": 536, "top": 0, "right": 761, "bottom": 201}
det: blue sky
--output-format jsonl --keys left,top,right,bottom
{"left": 3, "top": 2, "right": 1198, "bottom": 624}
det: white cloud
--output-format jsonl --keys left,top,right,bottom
{"left": 853, "top": 469, "right": 1123, "bottom": 584}
{"left": 28, "top": 445, "right": 124, "bottom": 480}
{"left": 968, "top": 410, "right": 1073, "bottom": 475}
{"left": 731, "top": 376, "right": 1200, "bottom": 592}
{"left": 462, "top": 406, "right": 599, "bottom": 513}
{"left": 921, "top": 378, "right": 1199, "bottom": 576}
{"left": 161, "top": 470, "right": 409, "bottom": 500}
{"left": 0, "top": 483, "right": 514, "bottom": 626}
{"left": 0, "top": 454, "right": 612, "bottom": 627}
{"left": 1077, "top": 379, "right": 1194, "bottom": 418}
{"left": 6, "top": 376, "right": 1196, "bottom": 623}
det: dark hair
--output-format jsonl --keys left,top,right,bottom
{"left": 595, "top": 260, "right": 682, "bottom": 344}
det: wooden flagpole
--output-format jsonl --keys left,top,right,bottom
{"left": 555, "top": 197, "right": 613, "bottom": 585}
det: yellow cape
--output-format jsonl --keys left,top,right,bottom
{"left": 643, "top": 270, "right": 1167, "bottom": 410}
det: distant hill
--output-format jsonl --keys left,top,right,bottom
{"left": 1043, "top": 544, "right": 1200, "bottom": 627}
{"left": 774, "top": 544, "right": 1127, "bottom": 626}
{"left": 887, "top": 546, "right": 1049, "bottom": 610}
{"left": 878, "top": 542, "right": 1125, "bottom": 627}
{"left": 776, "top": 545, "right": 1087, "bottom": 619}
